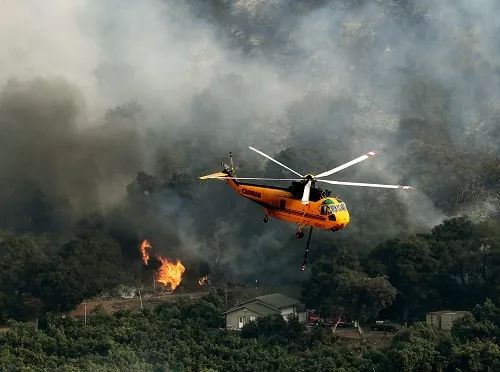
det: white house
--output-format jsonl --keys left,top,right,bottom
{"left": 223, "top": 293, "right": 306, "bottom": 330}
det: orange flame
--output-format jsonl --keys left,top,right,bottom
{"left": 198, "top": 275, "right": 209, "bottom": 286}
{"left": 140, "top": 239, "right": 152, "bottom": 265}
{"left": 139, "top": 239, "right": 185, "bottom": 290}
{"left": 156, "top": 257, "right": 186, "bottom": 290}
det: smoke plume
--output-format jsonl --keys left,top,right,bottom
{"left": 1, "top": 0, "right": 499, "bottom": 283}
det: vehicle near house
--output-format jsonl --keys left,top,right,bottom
{"left": 306, "top": 311, "right": 353, "bottom": 328}
{"left": 337, "top": 319, "right": 355, "bottom": 328}
{"left": 307, "top": 310, "right": 322, "bottom": 325}
{"left": 370, "top": 320, "right": 401, "bottom": 332}
{"left": 223, "top": 293, "right": 306, "bottom": 330}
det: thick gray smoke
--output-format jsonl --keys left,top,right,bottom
{"left": 1, "top": 0, "right": 499, "bottom": 282}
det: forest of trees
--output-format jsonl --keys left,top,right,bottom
{"left": 303, "top": 218, "right": 500, "bottom": 322}
{"left": 0, "top": 290, "right": 498, "bottom": 371}
{"left": 0, "top": 217, "right": 498, "bottom": 370}
{"left": 1, "top": 217, "right": 498, "bottom": 326}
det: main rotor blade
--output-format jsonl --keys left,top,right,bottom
{"left": 249, "top": 146, "right": 303, "bottom": 177}
{"left": 318, "top": 179, "right": 414, "bottom": 190}
{"left": 315, "top": 151, "right": 377, "bottom": 178}
{"left": 302, "top": 180, "right": 312, "bottom": 204}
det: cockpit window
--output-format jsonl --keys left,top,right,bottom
{"left": 335, "top": 202, "right": 347, "bottom": 211}
{"left": 320, "top": 201, "right": 347, "bottom": 215}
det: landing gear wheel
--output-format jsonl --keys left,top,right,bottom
{"left": 263, "top": 215, "right": 269, "bottom": 223}
{"left": 296, "top": 231, "right": 304, "bottom": 239}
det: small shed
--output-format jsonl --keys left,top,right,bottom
{"left": 426, "top": 310, "right": 469, "bottom": 330}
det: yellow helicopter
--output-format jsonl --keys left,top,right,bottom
{"left": 200, "top": 146, "right": 413, "bottom": 269}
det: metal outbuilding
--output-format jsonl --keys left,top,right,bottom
{"left": 426, "top": 310, "right": 469, "bottom": 330}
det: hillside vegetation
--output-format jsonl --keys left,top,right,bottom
{"left": 1, "top": 292, "right": 499, "bottom": 371}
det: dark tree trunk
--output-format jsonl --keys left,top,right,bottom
{"left": 331, "top": 316, "right": 341, "bottom": 334}
{"left": 354, "top": 320, "right": 366, "bottom": 344}
{"left": 403, "top": 303, "right": 409, "bottom": 322}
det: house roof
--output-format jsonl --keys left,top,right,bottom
{"left": 251, "top": 293, "right": 300, "bottom": 309}
{"left": 224, "top": 293, "right": 301, "bottom": 315}
{"left": 222, "top": 301, "right": 279, "bottom": 316}
{"left": 427, "top": 310, "right": 470, "bottom": 315}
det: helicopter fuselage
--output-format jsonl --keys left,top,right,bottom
{"left": 225, "top": 176, "right": 350, "bottom": 231}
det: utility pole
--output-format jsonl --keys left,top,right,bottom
{"left": 225, "top": 283, "right": 228, "bottom": 310}
{"left": 138, "top": 288, "right": 143, "bottom": 310}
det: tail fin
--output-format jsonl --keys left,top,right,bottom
{"left": 200, "top": 152, "right": 240, "bottom": 182}
{"left": 199, "top": 154, "right": 239, "bottom": 192}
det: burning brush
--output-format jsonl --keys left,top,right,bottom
{"left": 198, "top": 275, "right": 210, "bottom": 286}
{"left": 139, "top": 239, "right": 185, "bottom": 290}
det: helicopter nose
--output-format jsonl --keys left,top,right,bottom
{"left": 342, "top": 213, "right": 350, "bottom": 226}
{"left": 335, "top": 211, "right": 350, "bottom": 227}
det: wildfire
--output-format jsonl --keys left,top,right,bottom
{"left": 156, "top": 257, "right": 186, "bottom": 290}
{"left": 140, "top": 239, "right": 152, "bottom": 265}
{"left": 139, "top": 239, "right": 185, "bottom": 290}
{"left": 198, "top": 275, "right": 209, "bottom": 286}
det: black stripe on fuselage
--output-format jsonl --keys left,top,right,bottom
{"left": 227, "top": 178, "right": 328, "bottom": 222}
{"left": 237, "top": 190, "right": 326, "bottom": 222}
{"left": 280, "top": 208, "right": 326, "bottom": 221}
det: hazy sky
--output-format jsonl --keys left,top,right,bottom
{"left": 1, "top": 0, "right": 498, "bottom": 280}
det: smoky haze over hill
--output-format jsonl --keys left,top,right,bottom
{"left": 0, "top": 0, "right": 498, "bottom": 283}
